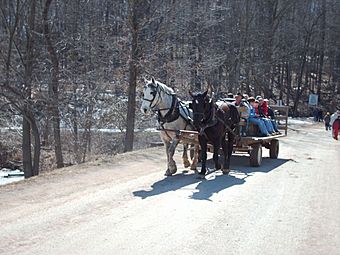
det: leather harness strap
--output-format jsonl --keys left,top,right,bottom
{"left": 199, "top": 102, "right": 238, "bottom": 139}
{"left": 158, "top": 95, "right": 180, "bottom": 124}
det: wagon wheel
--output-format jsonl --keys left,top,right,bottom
{"left": 249, "top": 143, "right": 262, "bottom": 167}
{"left": 269, "top": 139, "right": 279, "bottom": 159}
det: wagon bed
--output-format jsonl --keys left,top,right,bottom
{"left": 173, "top": 105, "right": 289, "bottom": 167}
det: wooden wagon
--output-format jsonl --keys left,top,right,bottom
{"left": 172, "top": 105, "right": 289, "bottom": 167}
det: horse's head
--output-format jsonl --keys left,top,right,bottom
{"left": 189, "top": 90, "right": 213, "bottom": 128}
{"left": 140, "top": 77, "right": 159, "bottom": 114}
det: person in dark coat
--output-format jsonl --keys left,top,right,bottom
{"left": 318, "top": 109, "right": 323, "bottom": 122}
{"left": 312, "top": 108, "right": 318, "bottom": 122}
{"left": 324, "top": 112, "right": 331, "bottom": 131}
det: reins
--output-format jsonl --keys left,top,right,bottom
{"left": 198, "top": 97, "right": 238, "bottom": 138}
{"left": 142, "top": 82, "right": 194, "bottom": 141}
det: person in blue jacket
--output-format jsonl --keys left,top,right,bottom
{"left": 247, "top": 97, "right": 270, "bottom": 136}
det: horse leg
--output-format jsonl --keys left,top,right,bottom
{"left": 198, "top": 136, "right": 207, "bottom": 176}
{"left": 222, "top": 132, "right": 233, "bottom": 174}
{"left": 167, "top": 139, "right": 179, "bottom": 175}
{"left": 213, "top": 142, "right": 221, "bottom": 170}
{"left": 221, "top": 137, "right": 229, "bottom": 174}
{"left": 182, "top": 144, "right": 191, "bottom": 168}
{"left": 163, "top": 140, "right": 173, "bottom": 176}
{"left": 190, "top": 144, "right": 199, "bottom": 172}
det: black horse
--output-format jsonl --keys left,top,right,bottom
{"left": 189, "top": 90, "right": 240, "bottom": 177}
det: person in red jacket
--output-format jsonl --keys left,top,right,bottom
{"left": 330, "top": 109, "right": 340, "bottom": 140}
{"left": 262, "top": 99, "right": 279, "bottom": 133}
{"left": 260, "top": 99, "right": 269, "bottom": 116}
{"left": 256, "top": 97, "right": 277, "bottom": 134}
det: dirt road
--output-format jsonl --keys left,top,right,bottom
{"left": 1, "top": 120, "right": 339, "bottom": 255}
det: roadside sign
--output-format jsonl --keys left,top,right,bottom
{"left": 308, "top": 94, "right": 318, "bottom": 106}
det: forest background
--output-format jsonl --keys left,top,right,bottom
{"left": 1, "top": 0, "right": 339, "bottom": 177}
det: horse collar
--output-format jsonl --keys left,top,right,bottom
{"left": 158, "top": 95, "right": 180, "bottom": 124}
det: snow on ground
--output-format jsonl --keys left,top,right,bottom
{"left": 287, "top": 117, "right": 314, "bottom": 126}
{"left": 0, "top": 169, "right": 24, "bottom": 185}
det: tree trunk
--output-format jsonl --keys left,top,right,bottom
{"left": 22, "top": 109, "right": 40, "bottom": 177}
{"left": 22, "top": 116, "right": 33, "bottom": 178}
{"left": 286, "top": 62, "right": 291, "bottom": 106}
{"left": 29, "top": 112, "right": 41, "bottom": 176}
{"left": 72, "top": 87, "right": 81, "bottom": 163}
{"left": 124, "top": 0, "right": 139, "bottom": 152}
{"left": 317, "top": 0, "right": 326, "bottom": 102}
{"left": 293, "top": 33, "right": 311, "bottom": 116}
{"left": 22, "top": 0, "right": 36, "bottom": 178}
{"left": 43, "top": 0, "right": 64, "bottom": 168}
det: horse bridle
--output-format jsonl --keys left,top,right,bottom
{"left": 142, "top": 83, "right": 161, "bottom": 110}
{"left": 193, "top": 98, "right": 214, "bottom": 126}
{"left": 143, "top": 82, "right": 177, "bottom": 113}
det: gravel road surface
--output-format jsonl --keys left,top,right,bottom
{"left": 1, "top": 120, "right": 339, "bottom": 255}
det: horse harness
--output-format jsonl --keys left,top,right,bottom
{"left": 157, "top": 95, "right": 180, "bottom": 124}
{"left": 143, "top": 82, "right": 193, "bottom": 139}
{"left": 199, "top": 102, "right": 238, "bottom": 139}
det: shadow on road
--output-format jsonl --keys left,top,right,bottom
{"left": 190, "top": 174, "right": 245, "bottom": 201}
{"left": 132, "top": 173, "right": 200, "bottom": 199}
{"left": 230, "top": 155, "right": 290, "bottom": 174}
{"left": 133, "top": 155, "right": 290, "bottom": 200}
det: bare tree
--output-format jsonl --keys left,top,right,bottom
{"left": 43, "top": 0, "right": 64, "bottom": 168}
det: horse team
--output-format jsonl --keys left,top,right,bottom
{"left": 140, "top": 78, "right": 240, "bottom": 178}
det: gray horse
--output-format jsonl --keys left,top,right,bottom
{"left": 140, "top": 78, "right": 198, "bottom": 176}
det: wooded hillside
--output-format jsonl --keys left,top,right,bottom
{"left": 1, "top": 0, "right": 339, "bottom": 177}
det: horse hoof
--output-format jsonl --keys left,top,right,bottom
{"left": 222, "top": 168, "right": 230, "bottom": 175}
{"left": 169, "top": 165, "right": 177, "bottom": 174}
{"left": 190, "top": 165, "right": 197, "bottom": 171}
{"left": 183, "top": 160, "right": 191, "bottom": 168}
{"left": 170, "top": 169, "right": 177, "bottom": 175}
{"left": 196, "top": 174, "right": 205, "bottom": 179}
{"left": 165, "top": 169, "right": 172, "bottom": 176}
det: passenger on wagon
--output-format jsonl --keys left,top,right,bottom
{"left": 227, "top": 92, "right": 234, "bottom": 99}
{"left": 255, "top": 97, "right": 276, "bottom": 134}
{"left": 330, "top": 109, "right": 340, "bottom": 140}
{"left": 234, "top": 92, "right": 243, "bottom": 106}
{"left": 247, "top": 97, "right": 270, "bottom": 137}
{"left": 233, "top": 93, "right": 250, "bottom": 136}
{"left": 233, "top": 92, "right": 251, "bottom": 108}
{"left": 261, "top": 99, "right": 280, "bottom": 133}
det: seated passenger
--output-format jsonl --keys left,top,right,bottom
{"left": 234, "top": 92, "right": 243, "bottom": 106}
{"left": 227, "top": 92, "right": 234, "bottom": 99}
{"left": 256, "top": 97, "right": 276, "bottom": 134}
{"left": 233, "top": 93, "right": 250, "bottom": 136}
{"left": 262, "top": 99, "right": 280, "bottom": 133}
{"left": 247, "top": 97, "right": 270, "bottom": 137}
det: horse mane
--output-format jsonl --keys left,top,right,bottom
{"left": 152, "top": 80, "right": 175, "bottom": 95}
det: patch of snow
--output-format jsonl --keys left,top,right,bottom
{"left": 288, "top": 117, "right": 314, "bottom": 126}
{"left": 0, "top": 169, "right": 25, "bottom": 186}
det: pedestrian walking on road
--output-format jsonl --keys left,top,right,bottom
{"left": 318, "top": 109, "right": 323, "bottom": 122}
{"left": 330, "top": 109, "right": 340, "bottom": 140}
{"left": 324, "top": 112, "right": 331, "bottom": 131}
{"left": 313, "top": 108, "right": 318, "bottom": 122}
